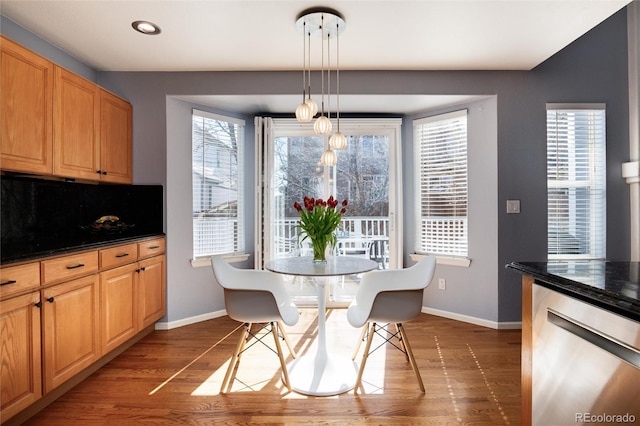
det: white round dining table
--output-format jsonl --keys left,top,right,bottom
{"left": 265, "top": 256, "right": 378, "bottom": 396}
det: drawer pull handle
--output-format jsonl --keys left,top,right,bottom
{"left": 115, "top": 253, "right": 130, "bottom": 258}
{"left": 148, "top": 245, "right": 160, "bottom": 249}
{"left": 0, "top": 280, "right": 17, "bottom": 286}
{"left": 47, "top": 297, "right": 55, "bottom": 303}
{"left": 66, "top": 263, "right": 85, "bottom": 270}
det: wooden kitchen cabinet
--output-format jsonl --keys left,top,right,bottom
{"left": 138, "top": 255, "right": 166, "bottom": 329}
{"left": 1, "top": 236, "right": 164, "bottom": 423}
{"left": 100, "top": 89, "right": 132, "bottom": 183}
{"left": 0, "top": 261, "right": 41, "bottom": 299}
{"left": 40, "top": 250, "right": 99, "bottom": 286}
{"left": 52, "top": 68, "right": 133, "bottom": 183}
{"left": 41, "top": 274, "right": 100, "bottom": 393}
{"left": 53, "top": 66, "right": 100, "bottom": 181}
{"left": 1, "top": 37, "right": 132, "bottom": 183}
{"left": 0, "top": 36, "right": 53, "bottom": 175}
{"left": 0, "top": 291, "right": 42, "bottom": 421}
{"left": 100, "top": 262, "right": 139, "bottom": 354}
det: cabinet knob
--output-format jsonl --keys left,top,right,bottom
{"left": 96, "top": 169, "right": 102, "bottom": 174}
{"left": 47, "top": 297, "right": 55, "bottom": 303}
{"left": 102, "top": 171, "right": 107, "bottom": 175}
{"left": 35, "top": 301, "right": 42, "bottom": 308}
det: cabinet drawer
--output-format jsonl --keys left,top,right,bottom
{"left": 41, "top": 251, "right": 98, "bottom": 285}
{"left": 0, "top": 262, "right": 41, "bottom": 298}
{"left": 138, "top": 238, "right": 165, "bottom": 259}
{"left": 99, "top": 243, "right": 138, "bottom": 270}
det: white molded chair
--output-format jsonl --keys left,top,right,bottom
{"left": 211, "top": 256, "right": 299, "bottom": 393}
{"left": 347, "top": 256, "right": 437, "bottom": 393}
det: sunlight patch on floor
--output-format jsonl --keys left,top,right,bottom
{"left": 466, "top": 343, "right": 512, "bottom": 425}
{"left": 435, "top": 335, "right": 463, "bottom": 423}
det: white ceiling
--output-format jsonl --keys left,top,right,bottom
{"left": 1, "top": 0, "right": 632, "bottom": 113}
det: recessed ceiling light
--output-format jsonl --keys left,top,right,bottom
{"left": 131, "top": 20, "right": 161, "bottom": 35}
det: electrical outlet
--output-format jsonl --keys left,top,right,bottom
{"left": 438, "top": 278, "right": 446, "bottom": 290}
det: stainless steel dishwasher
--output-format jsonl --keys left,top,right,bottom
{"left": 532, "top": 284, "right": 640, "bottom": 425}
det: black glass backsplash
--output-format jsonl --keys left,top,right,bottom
{"left": 1, "top": 176, "right": 163, "bottom": 263}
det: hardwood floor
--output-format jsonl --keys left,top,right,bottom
{"left": 22, "top": 310, "right": 521, "bottom": 425}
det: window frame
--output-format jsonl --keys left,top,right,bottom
{"left": 190, "top": 109, "right": 246, "bottom": 264}
{"left": 546, "top": 103, "right": 606, "bottom": 261}
{"left": 413, "top": 109, "right": 469, "bottom": 265}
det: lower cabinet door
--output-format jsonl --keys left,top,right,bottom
{"left": 100, "top": 263, "right": 138, "bottom": 353}
{"left": 138, "top": 255, "right": 166, "bottom": 329}
{"left": 42, "top": 274, "right": 100, "bottom": 393}
{"left": 0, "top": 292, "right": 42, "bottom": 421}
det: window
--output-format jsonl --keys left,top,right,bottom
{"left": 192, "top": 109, "right": 245, "bottom": 259}
{"left": 547, "top": 104, "right": 606, "bottom": 260}
{"left": 414, "top": 110, "right": 468, "bottom": 257}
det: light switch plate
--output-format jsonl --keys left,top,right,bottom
{"left": 506, "top": 199, "right": 520, "bottom": 214}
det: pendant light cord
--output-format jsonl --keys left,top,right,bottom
{"left": 301, "top": 21, "right": 306, "bottom": 103}
{"left": 307, "top": 28, "right": 312, "bottom": 102}
{"left": 320, "top": 14, "right": 325, "bottom": 116}
{"left": 336, "top": 20, "right": 340, "bottom": 131}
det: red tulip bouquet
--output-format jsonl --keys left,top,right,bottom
{"left": 293, "top": 195, "right": 348, "bottom": 263}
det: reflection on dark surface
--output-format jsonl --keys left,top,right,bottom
{"left": 1, "top": 175, "right": 163, "bottom": 263}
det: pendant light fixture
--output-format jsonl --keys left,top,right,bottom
{"left": 313, "top": 13, "right": 332, "bottom": 136}
{"left": 329, "top": 18, "right": 347, "bottom": 150}
{"left": 295, "top": 8, "right": 346, "bottom": 166}
{"left": 295, "top": 20, "right": 312, "bottom": 122}
{"left": 304, "top": 30, "right": 318, "bottom": 118}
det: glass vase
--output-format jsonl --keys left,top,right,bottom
{"left": 311, "top": 236, "right": 330, "bottom": 263}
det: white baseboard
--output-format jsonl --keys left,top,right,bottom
{"left": 155, "top": 307, "right": 522, "bottom": 331}
{"left": 155, "top": 309, "right": 227, "bottom": 330}
{"left": 422, "top": 306, "right": 522, "bottom": 330}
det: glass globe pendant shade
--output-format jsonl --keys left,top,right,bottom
{"left": 305, "top": 98, "right": 318, "bottom": 117}
{"left": 320, "top": 149, "right": 337, "bottom": 166}
{"left": 329, "top": 131, "right": 347, "bottom": 150}
{"left": 314, "top": 115, "right": 332, "bottom": 135}
{"left": 295, "top": 102, "right": 312, "bottom": 122}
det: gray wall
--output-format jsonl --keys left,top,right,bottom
{"left": 1, "top": 15, "right": 97, "bottom": 82}
{"left": 1, "top": 7, "right": 631, "bottom": 325}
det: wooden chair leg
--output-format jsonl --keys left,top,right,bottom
{"left": 221, "top": 323, "right": 251, "bottom": 394}
{"left": 278, "top": 321, "right": 297, "bottom": 359}
{"left": 272, "top": 322, "right": 292, "bottom": 391}
{"left": 354, "top": 322, "right": 376, "bottom": 394}
{"left": 394, "top": 323, "right": 410, "bottom": 362}
{"left": 398, "top": 323, "right": 425, "bottom": 392}
{"left": 352, "top": 326, "right": 368, "bottom": 360}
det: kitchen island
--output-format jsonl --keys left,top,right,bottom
{"left": 507, "top": 261, "right": 640, "bottom": 426}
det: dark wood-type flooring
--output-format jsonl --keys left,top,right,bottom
{"left": 22, "top": 309, "right": 521, "bottom": 425}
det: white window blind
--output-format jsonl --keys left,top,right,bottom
{"left": 414, "top": 110, "right": 468, "bottom": 257}
{"left": 547, "top": 104, "right": 606, "bottom": 260}
{"left": 192, "top": 109, "right": 245, "bottom": 259}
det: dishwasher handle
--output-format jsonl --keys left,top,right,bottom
{"left": 548, "top": 308, "right": 640, "bottom": 370}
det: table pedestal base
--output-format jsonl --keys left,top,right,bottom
{"left": 287, "top": 354, "right": 358, "bottom": 396}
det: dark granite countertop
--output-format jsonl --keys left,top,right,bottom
{"left": 507, "top": 261, "right": 640, "bottom": 322}
{"left": 1, "top": 232, "right": 165, "bottom": 266}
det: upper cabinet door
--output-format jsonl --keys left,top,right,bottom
{"left": 0, "top": 36, "right": 53, "bottom": 175}
{"left": 100, "top": 90, "right": 132, "bottom": 183}
{"left": 53, "top": 66, "right": 100, "bottom": 181}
